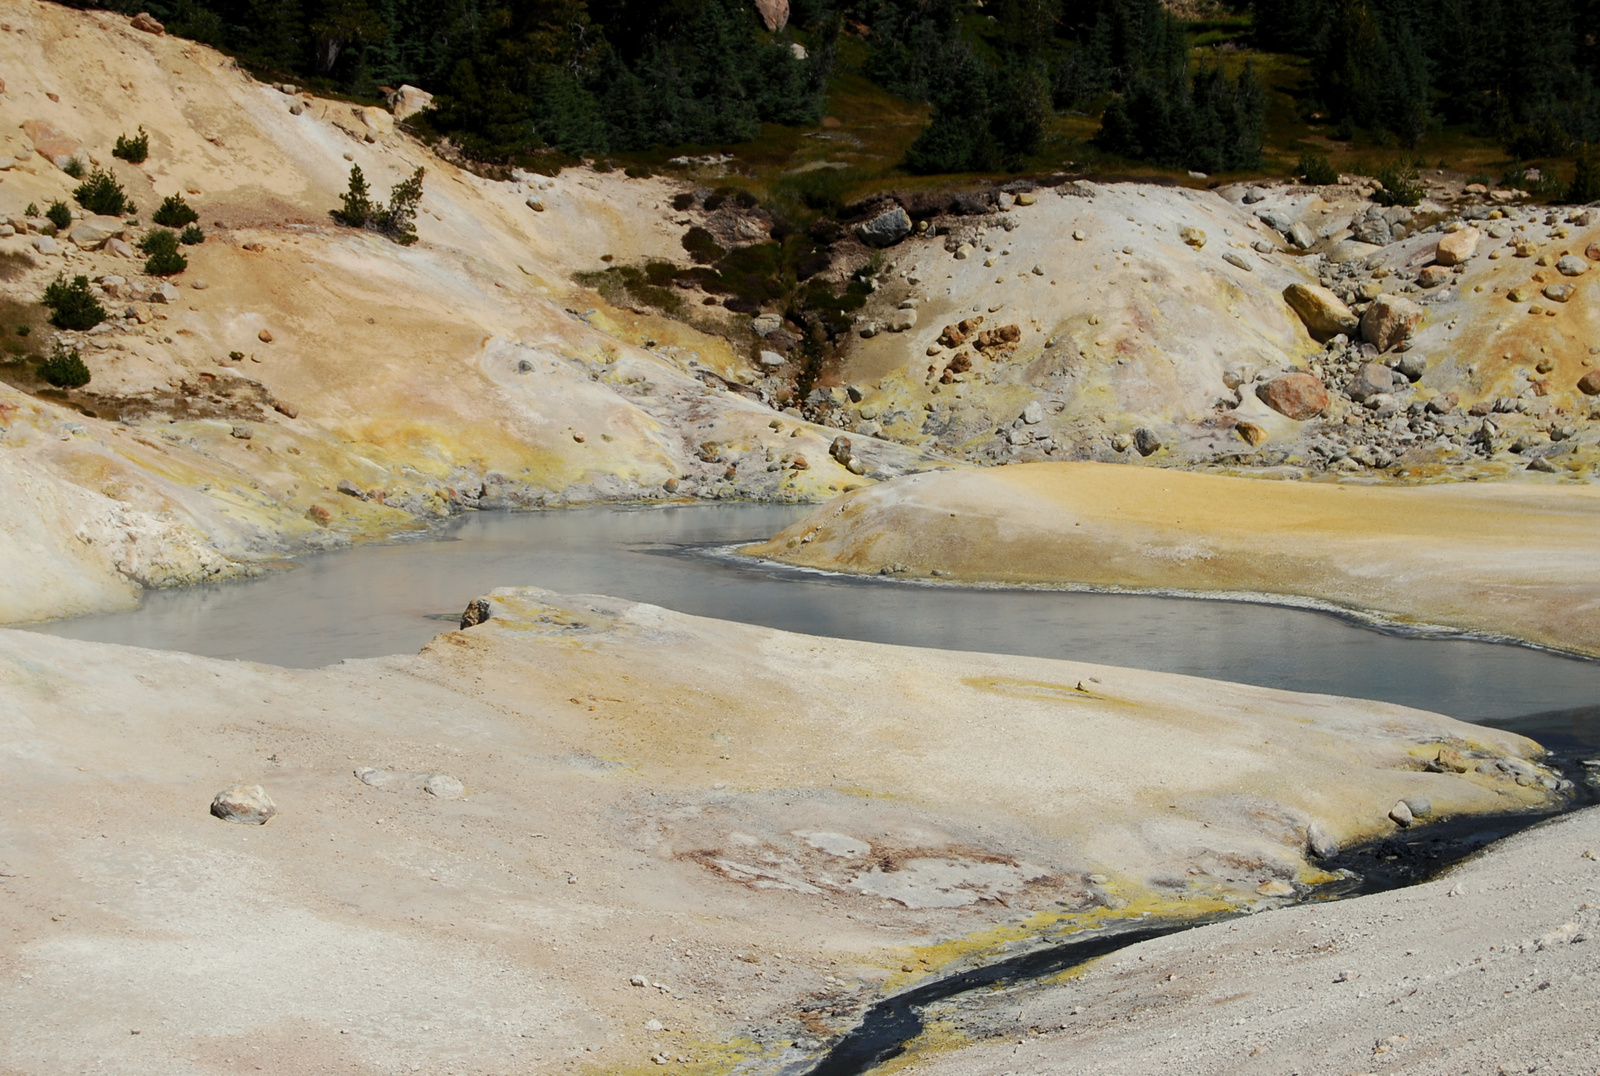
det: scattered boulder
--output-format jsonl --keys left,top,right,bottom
{"left": 1222, "top": 251, "right": 1252, "bottom": 271}
{"left": 389, "top": 84, "right": 434, "bottom": 121}
{"left": 1555, "top": 254, "right": 1588, "bottom": 277}
{"left": 210, "top": 785, "right": 277, "bottom": 825}
{"left": 1586, "top": 241, "right": 1600, "bottom": 262}
{"left": 1391, "top": 352, "right": 1428, "bottom": 383}
{"left": 104, "top": 237, "right": 135, "bottom": 259}
{"left": 336, "top": 478, "right": 366, "bottom": 498}
{"left": 886, "top": 308, "right": 917, "bottom": 332}
{"left": 1360, "top": 293, "right": 1422, "bottom": 352}
{"left": 149, "top": 282, "right": 180, "bottom": 303}
{"left": 973, "top": 324, "right": 1021, "bottom": 351}
{"left": 1346, "top": 362, "right": 1397, "bottom": 403}
{"left": 1403, "top": 796, "right": 1433, "bottom": 819}
{"left": 350, "top": 105, "right": 392, "bottom": 138}
{"left": 1306, "top": 822, "right": 1338, "bottom": 860}
{"left": 751, "top": 313, "right": 783, "bottom": 335}
{"left": 460, "top": 597, "right": 492, "bottom": 628}
{"left": 1577, "top": 370, "right": 1600, "bottom": 396}
{"left": 1417, "top": 264, "right": 1451, "bottom": 288}
{"left": 258, "top": 328, "right": 274, "bottom": 343}
{"left": 1288, "top": 222, "right": 1315, "bottom": 249}
{"left": 1133, "top": 427, "right": 1162, "bottom": 456}
{"left": 1434, "top": 226, "right": 1480, "bottom": 266}
{"left": 525, "top": 196, "right": 544, "bottom": 212}
{"left": 855, "top": 206, "right": 911, "bottom": 248}
{"left": 1235, "top": 420, "right": 1267, "bottom": 446}
{"left": 1179, "top": 226, "right": 1206, "bottom": 249}
{"left": 758, "top": 350, "right": 784, "bottom": 367}
{"left": 68, "top": 215, "right": 126, "bottom": 250}
{"left": 130, "top": 10, "right": 165, "bottom": 33}
{"left": 31, "top": 235, "right": 59, "bottom": 255}
{"left": 1388, "top": 800, "right": 1414, "bottom": 827}
{"left": 1021, "top": 401, "right": 1043, "bottom": 425}
{"left": 1256, "top": 372, "right": 1330, "bottom": 420}
{"left": 1283, "top": 283, "right": 1359, "bottom": 340}
{"left": 753, "top": 0, "right": 789, "bottom": 31}
{"left": 1544, "top": 284, "right": 1573, "bottom": 303}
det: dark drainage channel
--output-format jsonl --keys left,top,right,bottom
{"left": 801, "top": 764, "right": 1596, "bottom": 1076}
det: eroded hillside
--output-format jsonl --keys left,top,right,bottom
{"left": 0, "top": 1, "right": 940, "bottom": 622}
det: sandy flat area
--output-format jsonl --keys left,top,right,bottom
{"left": 747, "top": 462, "right": 1600, "bottom": 656}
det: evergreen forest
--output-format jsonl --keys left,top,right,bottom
{"left": 53, "top": 0, "right": 1600, "bottom": 184}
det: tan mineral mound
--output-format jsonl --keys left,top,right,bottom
{"left": 0, "top": 587, "right": 1557, "bottom": 1073}
{"left": 0, "top": 1, "right": 937, "bottom": 623}
{"left": 746, "top": 461, "right": 1600, "bottom": 656}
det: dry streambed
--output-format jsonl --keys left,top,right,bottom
{"left": 0, "top": 585, "right": 1566, "bottom": 1075}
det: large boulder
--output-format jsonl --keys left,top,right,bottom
{"left": 130, "top": 11, "right": 165, "bottom": 33}
{"left": 1345, "top": 362, "right": 1398, "bottom": 403}
{"left": 1283, "top": 283, "right": 1358, "bottom": 340}
{"left": 1256, "top": 372, "right": 1330, "bottom": 420}
{"left": 1556, "top": 254, "right": 1588, "bottom": 277}
{"left": 68, "top": 215, "right": 126, "bottom": 250}
{"left": 210, "top": 785, "right": 277, "bottom": 825}
{"left": 389, "top": 84, "right": 434, "bottom": 121}
{"left": 754, "top": 0, "right": 789, "bottom": 31}
{"left": 1579, "top": 371, "right": 1600, "bottom": 396}
{"left": 854, "top": 205, "right": 912, "bottom": 248}
{"left": 1434, "top": 226, "right": 1480, "bottom": 266}
{"left": 1360, "top": 293, "right": 1423, "bottom": 352}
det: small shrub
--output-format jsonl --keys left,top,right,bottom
{"left": 61, "top": 157, "right": 85, "bottom": 179}
{"left": 25, "top": 202, "right": 40, "bottom": 218}
{"left": 1372, "top": 162, "right": 1423, "bottom": 207}
{"left": 113, "top": 127, "right": 150, "bottom": 164}
{"left": 45, "top": 200, "right": 72, "bottom": 230}
{"left": 329, "top": 164, "right": 425, "bottom": 245}
{"left": 681, "top": 226, "right": 726, "bottom": 264}
{"left": 152, "top": 194, "right": 199, "bottom": 228}
{"left": 39, "top": 341, "right": 91, "bottom": 388}
{"left": 41, "top": 273, "right": 107, "bottom": 330}
{"left": 179, "top": 224, "right": 204, "bottom": 245}
{"left": 671, "top": 192, "right": 697, "bottom": 211}
{"left": 73, "top": 166, "right": 136, "bottom": 216}
{"left": 1297, "top": 154, "right": 1340, "bottom": 185}
{"left": 139, "top": 228, "right": 188, "bottom": 275}
{"left": 228, "top": 350, "right": 244, "bottom": 361}
{"left": 17, "top": 326, "right": 31, "bottom": 336}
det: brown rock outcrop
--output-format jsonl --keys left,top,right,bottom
{"left": 1256, "top": 372, "right": 1330, "bottom": 420}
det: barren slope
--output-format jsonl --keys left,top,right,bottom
{"left": 0, "top": 0, "right": 939, "bottom": 623}
{"left": 0, "top": 587, "right": 1561, "bottom": 1075}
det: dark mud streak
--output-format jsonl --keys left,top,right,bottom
{"left": 802, "top": 789, "right": 1592, "bottom": 1076}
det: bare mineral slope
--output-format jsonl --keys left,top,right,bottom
{"left": 827, "top": 176, "right": 1599, "bottom": 478}
{"left": 746, "top": 462, "right": 1600, "bottom": 656}
{"left": 0, "top": 587, "right": 1561, "bottom": 1076}
{"left": 0, "top": 0, "right": 938, "bottom": 624}
{"left": 902, "top": 806, "right": 1600, "bottom": 1076}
